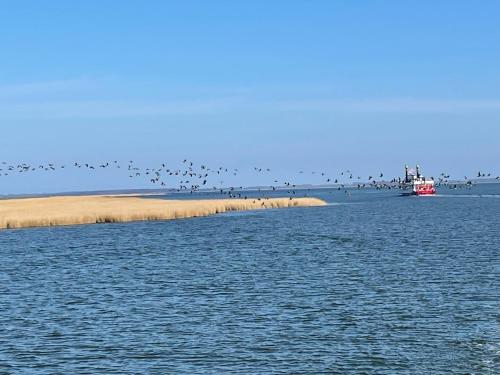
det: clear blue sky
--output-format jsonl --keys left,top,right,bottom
{"left": 1, "top": 1, "right": 499, "bottom": 194}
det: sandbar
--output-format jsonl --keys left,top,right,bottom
{"left": 0, "top": 195, "right": 326, "bottom": 230}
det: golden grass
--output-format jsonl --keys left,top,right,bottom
{"left": 0, "top": 195, "right": 326, "bottom": 230}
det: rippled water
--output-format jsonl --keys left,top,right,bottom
{"left": 1, "top": 185, "right": 499, "bottom": 373}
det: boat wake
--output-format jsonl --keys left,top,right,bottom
{"left": 434, "top": 194, "right": 500, "bottom": 198}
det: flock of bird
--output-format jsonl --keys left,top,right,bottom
{"left": 0, "top": 159, "right": 498, "bottom": 197}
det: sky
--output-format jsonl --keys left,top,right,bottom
{"left": 0, "top": 1, "right": 499, "bottom": 194}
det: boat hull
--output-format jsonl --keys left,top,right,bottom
{"left": 415, "top": 184, "right": 436, "bottom": 195}
{"left": 415, "top": 189, "right": 436, "bottom": 196}
{"left": 400, "top": 190, "right": 436, "bottom": 196}
{"left": 401, "top": 184, "right": 436, "bottom": 196}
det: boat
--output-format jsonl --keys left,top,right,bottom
{"left": 400, "top": 165, "right": 436, "bottom": 196}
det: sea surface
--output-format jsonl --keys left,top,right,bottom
{"left": 1, "top": 185, "right": 499, "bottom": 374}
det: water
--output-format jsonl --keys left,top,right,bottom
{"left": 1, "top": 185, "right": 499, "bottom": 374}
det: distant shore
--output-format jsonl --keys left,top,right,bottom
{"left": 0, "top": 195, "right": 326, "bottom": 230}
{"left": 2, "top": 180, "right": 497, "bottom": 200}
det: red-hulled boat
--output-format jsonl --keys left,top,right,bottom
{"left": 401, "top": 165, "right": 436, "bottom": 196}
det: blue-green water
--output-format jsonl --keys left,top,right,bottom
{"left": 1, "top": 185, "right": 499, "bottom": 374}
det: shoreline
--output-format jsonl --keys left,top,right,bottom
{"left": 0, "top": 195, "right": 326, "bottom": 230}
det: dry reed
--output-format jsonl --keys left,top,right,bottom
{"left": 0, "top": 195, "right": 326, "bottom": 230}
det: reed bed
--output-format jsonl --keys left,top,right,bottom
{"left": 0, "top": 195, "right": 326, "bottom": 230}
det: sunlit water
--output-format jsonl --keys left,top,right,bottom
{"left": 1, "top": 185, "right": 499, "bottom": 374}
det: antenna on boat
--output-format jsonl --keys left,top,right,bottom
{"left": 405, "top": 164, "right": 409, "bottom": 182}
{"left": 416, "top": 165, "right": 420, "bottom": 178}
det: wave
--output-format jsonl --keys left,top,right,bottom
{"left": 434, "top": 194, "right": 500, "bottom": 198}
